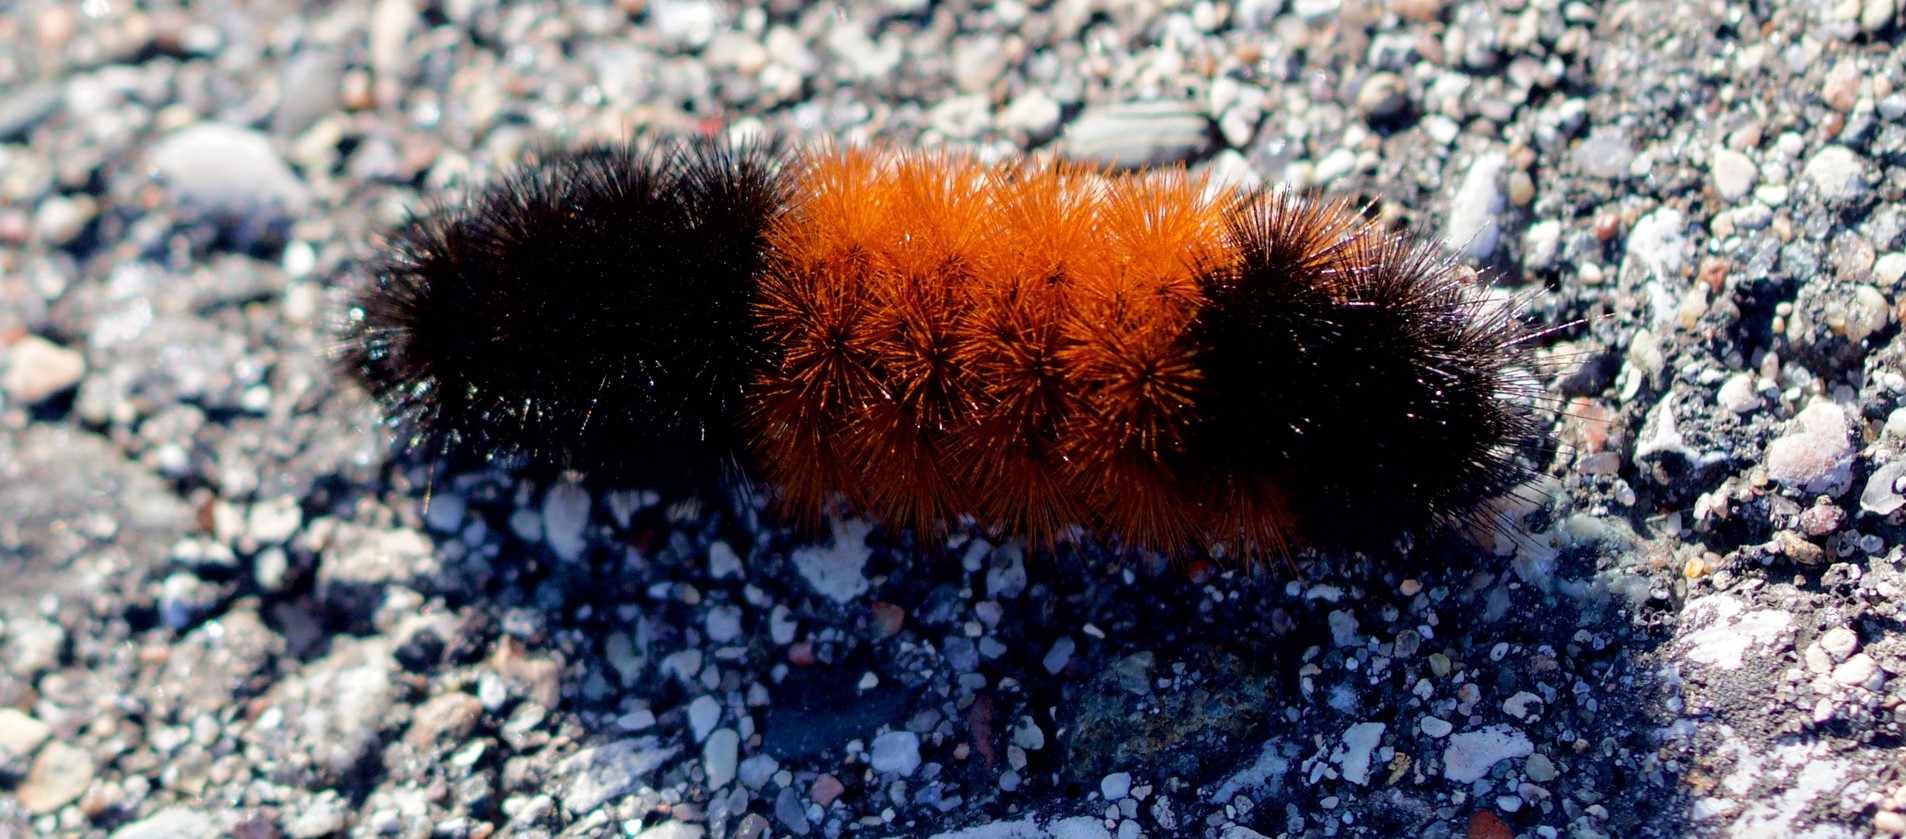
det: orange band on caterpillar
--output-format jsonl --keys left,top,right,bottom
{"left": 341, "top": 138, "right": 1548, "bottom": 562}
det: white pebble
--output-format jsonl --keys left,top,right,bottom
{"left": 1874, "top": 252, "right": 1906, "bottom": 288}
{"left": 792, "top": 519, "right": 872, "bottom": 603}
{"left": 1444, "top": 152, "right": 1506, "bottom": 260}
{"left": 1833, "top": 653, "right": 1880, "bottom": 688}
{"left": 541, "top": 481, "right": 591, "bottom": 562}
{"left": 1624, "top": 208, "right": 1689, "bottom": 282}
{"left": 1443, "top": 725, "right": 1534, "bottom": 782}
{"left": 1501, "top": 691, "right": 1543, "bottom": 721}
{"left": 1332, "top": 722, "right": 1385, "bottom": 786}
{"left": 1818, "top": 627, "right": 1860, "bottom": 663}
{"left": 1711, "top": 148, "right": 1758, "bottom": 201}
{"left": 1717, "top": 373, "right": 1763, "bottom": 414}
{"left": 1, "top": 335, "right": 85, "bottom": 404}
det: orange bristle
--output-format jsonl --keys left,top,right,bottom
{"left": 748, "top": 146, "right": 1289, "bottom": 558}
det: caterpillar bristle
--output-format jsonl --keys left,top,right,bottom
{"left": 340, "top": 139, "right": 1552, "bottom": 566}
{"left": 339, "top": 137, "right": 784, "bottom": 495}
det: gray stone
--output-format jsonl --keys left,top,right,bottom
{"left": 703, "top": 728, "right": 740, "bottom": 789}
{"left": 273, "top": 49, "right": 345, "bottom": 137}
{"left": 870, "top": 730, "right": 921, "bottom": 776}
{"left": 0, "top": 81, "right": 61, "bottom": 141}
{"left": 277, "top": 637, "right": 398, "bottom": 782}
{"left": 148, "top": 122, "right": 311, "bottom": 236}
{"left": 774, "top": 786, "right": 811, "bottom": 835}
{"left": 1803, "top": 145, "right": 1872, "bottom": 202}
{"left": 737, "top": 754, "right": 778, "bottom": 789}
{"left": 108, "top": 809, "right": 219, "bottom": 839}
{"left": 1063, "top": 101, "right": 1213, "bottom": 168}
{"left": 1572, "top": 126, "right": 1634, "bottom": 178}
{"left": 558, "top": 737, "right": 680, "bottom": 815}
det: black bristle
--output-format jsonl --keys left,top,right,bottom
{"left": 1187, "top": 191, "right": 1550, "bottom": 549}
{"left": 338, "top": 138, "right": 787, "bottom": 493}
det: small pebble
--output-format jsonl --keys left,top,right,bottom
{"left": 1444, "top": 152, "right": 1506, "bottom": 259}
{"left": 810, "top": 773, "right": 845, "bottom": 807}
{"left": 1861, "top": 0, "right": 1898, "bottom": 31}
{"left": 774, "top": 786, "right": 811, "bottom": 835}
{"left": 703, "top": 728, "right": 740, "bottom": 789}
{"left": 1803, "top": 145, "right": 1872, "bottom": 202}
{"left": 17, "top": 741, "right": 93, "bottom": 814}
{"left": 1355, "top": 72, "right": 1410, "bottom": 123}
{"left": 1717, "top": 373, "right": 1763, "bottom": 414}
{"left": 1860, "top": 460, "right": 1906, "bottom": 516}
{"left": 1832, "top": 654, "right": 1880, "bottom": 687}
{"left": 686, "top": 695, "right": 721, "bottom": 742}
{"left": 1443, "top": 725, "right": 1533, "bottom": 783}
{"left": 1524, "top": 753, "right": 1558, "bottom": 783}
{"left": 32, "top": 194, "right": 92, "bottom": 246}
{"left": 1042, "top": 636, "right": 1075, "bottom": 674}
{"left": 869, "top": 731, "right": 921, "bottom": 776}
{"left": 2, "top": 335, "right": 84, "bottom": 404}
{"left": 1711, "top": 149, "right": 1758, "bottom": 201}
{"left": 1765, "top": 402, "right": 1855, "bottom": 494}
{"left": 542, "top": 481, "right": 591, "bottom": 562}
{"left": 1063, "top": 101, "right": 1212, "bottom": 168}
{"left": 1000, "top": 91, "right": 1062, "bottom": 141}
{"left": 1876, "top": 810, "right": 1906, "bottom": 835}
{"left": 1818, "top": 627, "right": 1860, "bottom": 663}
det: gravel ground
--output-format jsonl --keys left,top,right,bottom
{"left": 1, "top": 0, "right": 1903, "bottom": 837}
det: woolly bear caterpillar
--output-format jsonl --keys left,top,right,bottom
{"left": 340, "top": 137, "right": 1550, "bottom": 562}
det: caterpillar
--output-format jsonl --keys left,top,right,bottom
{"left": 340, "top": 137, "right": 1550, "bottom": 562}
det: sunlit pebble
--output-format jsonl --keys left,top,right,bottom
{"left": 35, "top": 5, "right": 76, "bottom": 49}
{"left": 1823, "top": 59, "right": 1861, "bottom": 113}
{"left": 0, "top": 209, "right": 30, "bottom": 243}
{"left": 1698, "top": 257, "right": 1732, "bottom": 292}
{"left": 1594, "top": 212, "right": 1622, "bottom": 242}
